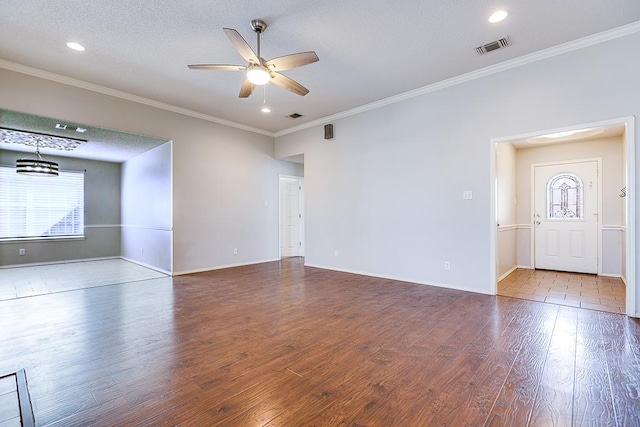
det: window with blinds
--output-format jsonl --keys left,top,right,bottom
{"left": 0, "top": 166, "right": 84, "bottom": 240}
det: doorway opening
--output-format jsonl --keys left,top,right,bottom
{"left": 279, "top": 175, "right": 305, "bottom": 258}
{"left": 532, "top": 159, "right": 600, "bottom": 274}
{"left": 490, "top": 117, "right": 635, "bottom": 316}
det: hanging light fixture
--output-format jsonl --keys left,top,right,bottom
{"left": 16, "top": 138, "right": 59, "bottom": 177}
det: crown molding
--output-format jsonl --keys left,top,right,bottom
{"left": 275, "top": 20, "right": 640, "bottom": 137}
{"left": 0, "top": 59, "right": 274, "bottom": 137}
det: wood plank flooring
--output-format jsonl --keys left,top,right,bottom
{"left": 0, "top": 258, "right": 638, "bottom": 426}
{"left": 499, "top": 268, "right": 626, "bottom": 314}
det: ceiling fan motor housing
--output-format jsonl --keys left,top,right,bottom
{"left": 251, "top": 19, "right": 267, "bottom": 33}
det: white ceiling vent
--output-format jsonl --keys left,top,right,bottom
{"left": 475, "top": 37, "right": 511, "bottom": 55}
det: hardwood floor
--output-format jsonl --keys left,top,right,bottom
{"left": 0, "top": 258, "right": 638, "bottom": 426}
{"left": 498, "top": 268, "right": 626, "bottom": 314}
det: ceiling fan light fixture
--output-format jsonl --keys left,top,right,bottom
{"left": 188, "top": 19, "right": 318, "bottom": 98}
{"left": 247, "top": 65, "right": 271, "bottom": 85}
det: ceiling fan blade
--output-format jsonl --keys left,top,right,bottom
{"left": 188, "top": 64, "right": 246, "bottom": 71}
{"left": 270, "top": 72, "right": 309, "bottom": 96}
{"left": 265, "top": 51, "right": 319, "bottom": 71}
{"left": 223, "top": 28, "right": 260, "bottom": 64}
{"left": 239, "top": 79, "right": 255, "bottom": 98}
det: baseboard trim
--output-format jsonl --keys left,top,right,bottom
{"left": 498, "top": 265, "right": 519, "bottom": 281}
{"left": 173, "top": 258, "right": 280, "bottom": 276}
{"left": 303, "top": 263, "right": 493, "bottom": 295}
{"left": 599, "top": 273, "right": 623, "bottom": 279}
{"left": 0, "top": 256, "right": 120, "bottom": 269}
{"left": 119, "top": 257, "right": 172, "bottom": 275}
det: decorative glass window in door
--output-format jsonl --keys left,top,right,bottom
{"left": 547, "top": 173, "right": 583, "bottom": 219}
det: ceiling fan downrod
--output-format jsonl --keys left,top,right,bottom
{"left": 251, "top": 19, "right": 267, "bottom": 61}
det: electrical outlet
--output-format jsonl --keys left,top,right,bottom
{"left": 19, "top": 248, "right": 25, "bottom": 256}
{"left": 462, "top": 191, "right": 473, "bottom": 200}
{"left": 233, "top": 248, "right": 238, "bottom": 255}
{"left": 334, "top": 250, "right": 339, "bottom": 257}
{"left": 444, "top": 261, "right": 451, "bottom": 270}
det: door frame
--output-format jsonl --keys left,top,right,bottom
{"left": 529, "top": 158, "right": 602, "bottom": 275}
{"left": 278, "top": 175, "right": 305, "bottom": 259}
{"left": 489, "top": 116, "right": 636, "bottom": 317}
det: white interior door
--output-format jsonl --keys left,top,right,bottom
{"left": 533, "top": 161, "right": 598, "bottom": 273}
{"left": 279, "top": 177, "right": 304, "bottom": 257}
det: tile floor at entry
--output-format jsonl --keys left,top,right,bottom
{"left": 0, "top": 259, "right": 167, "bottom": 301}
{"left": 498, "top": 268, "right": 626, "bottom": 314}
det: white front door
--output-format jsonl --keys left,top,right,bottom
{"left": 533, "top": 160, "right": 598, "bottom": 274}
{"left": 279, "top": 177, "right": 304, "bottom": 257}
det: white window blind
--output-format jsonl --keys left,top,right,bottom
{"left": 0, "top": 166, "right": 84, "bottom": 239}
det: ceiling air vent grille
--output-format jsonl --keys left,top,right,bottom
{"left": 475, "top": 37, "right": 510, "bottom": 55}
{"left": 287, "top": 113, "right": 303, "bottom": 119}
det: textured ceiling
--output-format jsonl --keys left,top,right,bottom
{"left": 1, "top": 0, "right": 639, "bottom": 140}
{"left": 0, "top": 109, "right": 168, "bottom": 162}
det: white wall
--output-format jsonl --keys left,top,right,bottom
{"left": 496, "top": 143, "right": 517, "bottom": 278}
{"left": 121, "top": 142, "right": 172, "bottom": 273}
{"left": 277, "top": 160, "right": 304, "bottom": 177}
{"left": 0, "top": 68, "right": 278, "bottom": 275}
{"left": 515, "top": 137, "right": 624, "bottom": 275}
{"left": 275, "top": 31, "right": 640, "bottom": 313}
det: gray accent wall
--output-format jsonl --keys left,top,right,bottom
{"left": 0, "top": 151, "right": 121, "bottom": 266}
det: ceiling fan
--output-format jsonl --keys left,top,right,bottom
{"left": 188, "top": 19, "right": 319, "bottom": 98}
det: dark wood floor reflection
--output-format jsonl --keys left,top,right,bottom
{"left": 1, "top": 258, "right": 638, "bottom": 426}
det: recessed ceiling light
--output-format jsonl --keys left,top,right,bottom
{"left": 66, "top": 41, "right": 85, "bottom": 51}
{"left": 488, "top": 10, "right": 508, "bottom": 24}
{"left": 55, "top": 123, "right": 67, "bottom": 130}
{"left": 75, "top": 127, "right": 87, "bottom": 133}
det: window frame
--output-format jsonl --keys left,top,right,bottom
{"left": 546, "top": 172, "right": 584, "bottom": 221}
{"left": 0, "top": 165, "right": 85, "bottom": 242}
